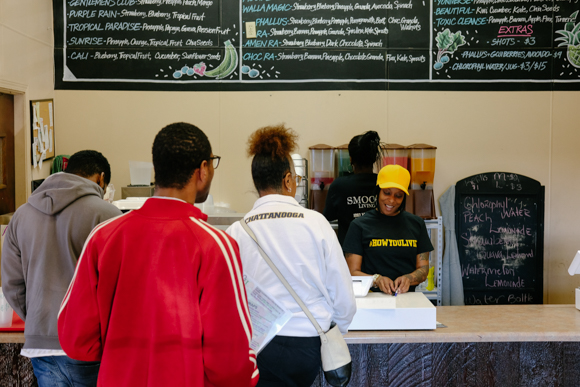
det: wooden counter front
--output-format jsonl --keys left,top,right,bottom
{"left": 3, "top": 305, "right": 580, "bottom": 386}
{"left": 319, "top": 305, "right": 580, "bottom": 386}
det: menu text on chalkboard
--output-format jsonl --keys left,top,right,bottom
{"left": 53, "top": 0, "right": 580, "bottom": 90}
{"left": 455, "top": 172, "right": 544, "bottom": 305}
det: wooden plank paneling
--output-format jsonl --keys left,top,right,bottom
{"left": 0, "top": 343, "right": 36, "bottom": 387}
{"left": 313, "top": 342, "right": 580, "bottom": 387}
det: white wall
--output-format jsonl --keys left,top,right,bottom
{"left": 0, "top": 0, "right": 54, "bottom": 205}
{"left": 52, "top": 89, "right": 580, "bottom": 304}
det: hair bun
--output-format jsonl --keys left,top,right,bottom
{"left": 361, "top": 131, "right": 380, "bottom": 148}
{"left": 247, "top": 125, "right": 298, "bottom": 159}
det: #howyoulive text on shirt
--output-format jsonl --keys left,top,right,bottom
{"left": 342, "top": 209, "right": 433, "bottom": 292}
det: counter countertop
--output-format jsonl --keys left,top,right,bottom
{"left": 345, "top": 304, "right": 580, "bottom": 344}
{"left": 2, "top": 305, "right": 579, "bottom": 345}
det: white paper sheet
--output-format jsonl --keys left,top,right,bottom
{"left": 43, "top": 125, "right": 49, "bottom": 150}
{"left": 244, "top": 274, "right": 292, "bottom": 354}
{"left": 49, "top": 102, "right": 53, "bottom": 127}
{"left": 37, "top": 118, "right": 44, "bottom": 149}
{"left": 39, "top": 150, "right": 46, "bottom": 169}
{"left": 32, "top": 141, "right": 38, "bottom": 168}
{"left": 49, "top": 129, "right": 53, "bottom": 152}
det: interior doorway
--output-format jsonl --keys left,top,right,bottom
{"left": 0, "top": 93, "right": 15, "bottom": 214}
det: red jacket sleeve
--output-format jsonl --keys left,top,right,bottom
{"left": 57, "top": 235, "right": 103, "bottom": 361}
{"left": 197, "top": 225, "right": 259, "bottom": 387}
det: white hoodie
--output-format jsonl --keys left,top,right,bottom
{"left": 227, "top": 194, "right": 356, "bottom": 336}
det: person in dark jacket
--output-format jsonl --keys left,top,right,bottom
{"left": 323, "top": 131, "right": 383, "bottom": 245}
{"left": 1, "top": 150, "right": 122, "bottom": 387}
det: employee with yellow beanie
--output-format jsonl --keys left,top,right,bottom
{"left": 342, "top": 165, "right": 434, "bottom": 294}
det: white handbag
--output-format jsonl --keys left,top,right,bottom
{"left": 239, "top": 220, "right": 352, "bottom": 387}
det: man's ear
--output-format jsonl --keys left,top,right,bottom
{"left": 96, "top": 172, "right": 106, "bottom": 188}
{"left": 196, "top": 160, "right": 209, "bottom": 186}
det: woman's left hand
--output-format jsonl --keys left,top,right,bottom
{"left": 393, "top": 275, "right": 412, "bottom": 294}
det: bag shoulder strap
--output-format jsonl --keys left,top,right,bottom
{"left": 239, "top": 219, "right": 326, "bottom": 338}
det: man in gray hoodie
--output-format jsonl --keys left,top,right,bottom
{"left": 1, "top": 150, "right": 122, "bottom": 387}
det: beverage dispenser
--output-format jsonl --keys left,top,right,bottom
{"left": 408, "top": 144, "right": 437, "bottom": 190}
{"left": 407, "top": 144, "right": 437, "bottom": 219}
{"left": 309, "top": 144, "right": 335, "bottom": 213}
{"left": 381, "top": 144, "right": 409, "bottom": 170}
{"left": 335, "top": 144, "right": 353, "bottom": 177}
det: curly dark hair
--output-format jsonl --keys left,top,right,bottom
{"left": 348, "top": 131, "right": 382, "bottom": 168}
{"left": 152, "top": 122, "right": 211, "bottom": 189}
{"left": 247, "top": 124, "right": 298, "bottom": 193}
{"left": 65, "top": 150, "right": 112, "bottom": 185}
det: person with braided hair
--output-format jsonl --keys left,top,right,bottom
{"left": 227, "top": 124, "right": 356, "bottom": 387}
{"left": 323, "top": 131, "right": 383, "bottom": 245}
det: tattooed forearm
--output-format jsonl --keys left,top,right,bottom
{"left": 405, "top": 265, "right": 429, "bottom": 285}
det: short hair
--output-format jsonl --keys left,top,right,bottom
{"left": 152, "top": 122, "right": 211, "bottom": 189}
{"left": 65, "top": 150, "right": 112, "bottom": 185}
{"left": 348, "top": 131, "right": 382, "bottom": 168}
{"left": 247, "top": 124, "right": 298, "bottom": 193}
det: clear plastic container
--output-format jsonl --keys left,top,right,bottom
{"left": 335, "top": 144, "right": 352, "bottom": 177}
{"left": 381, "top": 144, "right": 409, "bottom": 170}
{"left": 408, "top": 144, "right": 437, "bottom": 190}
{"left": 309, "top": 144, "right": 334, "bottom": 213}
{"left": 292, "top": 154, "right": 308, "bottom": 208}
{"left": 0, "top": 289, "right": 14, "bottom": 328}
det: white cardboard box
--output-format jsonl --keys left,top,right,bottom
{"left": 576, "top": 288, "right": 580, "bottom": 311}
{"left": 349, "top": 292, "right": 436, "bottom": 330}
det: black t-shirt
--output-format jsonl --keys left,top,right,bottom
{"left": 323, "top": 173, "right": 377, "bottom": 245}
{"left": 342, "top": 209, "right": 434, "bottom": 292}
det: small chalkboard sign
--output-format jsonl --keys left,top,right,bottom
{"left": 455, "top": 172, "right": 544, "bottom": 305}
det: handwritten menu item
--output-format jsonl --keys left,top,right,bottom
{"left": 455, "top": 172, "right": 544, "bottom": 305}
{"left": 53, "top": 1, "right": 580, "bottom": 90}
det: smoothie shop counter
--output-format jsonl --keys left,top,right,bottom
{"left": 3, "top": 305, "right": 580, "bottom": 386}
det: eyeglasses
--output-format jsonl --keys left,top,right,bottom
{"left": 209, "top": 156, "right": 221, "bottom": 169}
{"left": 283, "top": 172, "right": 302, "bottom": 184}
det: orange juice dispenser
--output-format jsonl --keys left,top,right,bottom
{"left": 408, "top": 144, "right": 437, "bottom": 219}
{"left": 335, "top": 144, "right": 353, "bottom": 177}
{"left": 409, "top": 144, "right": 437, "bottom": 189}
{"left": 309, "top": 144, "right": 335, "bottom": 213}
{"left": 381, "top": 144, "right": 409, "bottom": 170}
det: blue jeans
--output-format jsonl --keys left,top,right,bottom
{"left": 30, "top": 356, "right": 100, "bottom": 387}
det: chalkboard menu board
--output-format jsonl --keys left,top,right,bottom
{"left": 455, "top": 172, "right": 544, "bottom": 305}
{"left": 53, "top": 0, "right": 580, "bottom": 91}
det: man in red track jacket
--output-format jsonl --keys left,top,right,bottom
{"left": 58, "top": 123, "right": 258, "bottom": 387}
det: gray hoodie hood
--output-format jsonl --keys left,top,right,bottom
{"left": 28, "top": 173, "right": 104, "bottom": 215}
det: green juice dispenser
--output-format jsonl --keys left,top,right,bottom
{"left": 335, "top": 144, "right": 353, "bottom": 177}
{"left": 309, "top": 144, "right": 335, "bottom": 213}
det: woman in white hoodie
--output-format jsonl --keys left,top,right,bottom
{"left": 227, "top": 124, "right": 356, "bottom": 387}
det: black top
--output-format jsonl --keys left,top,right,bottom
{"left": 343, "top": 209, "right": 434, "bottom": 292}
{"left": 323, "top": 173, "right": 377, "bottom": 245}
